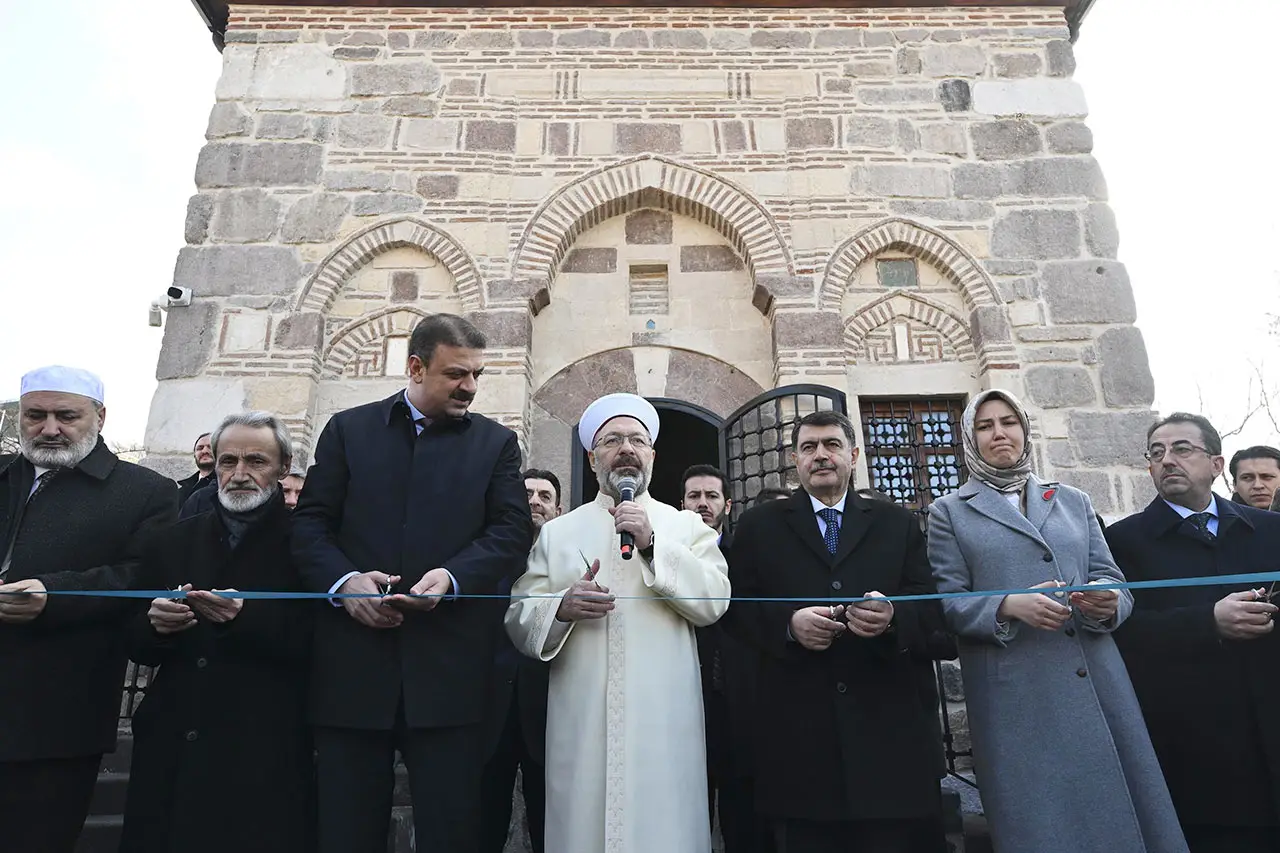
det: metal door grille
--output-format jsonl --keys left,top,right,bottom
{"left": 859, "top": 397, "right": 967, "bottom": 514}
{"left": 719, "top": 385, "right": 847, "bottom": 520}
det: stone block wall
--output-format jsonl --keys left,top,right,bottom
{"left": 146, "top": 4, "right": 1156, "bottom": 516}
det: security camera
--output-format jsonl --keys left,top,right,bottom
{"left": 167, "top": 286, "right": 193, "bottom": 307}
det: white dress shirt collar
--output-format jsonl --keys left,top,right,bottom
{"left": 403, "top": 391, "right": 430, "bottom": 434}
{"left": 1163, "top": 495, "right": 1218, "bottom": 520}
{"left": 808, "top": 492, "right": 848, "bottom": 516}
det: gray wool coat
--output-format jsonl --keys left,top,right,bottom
{"left": 928, "top": 476, "right": 1187, "bottom": 853}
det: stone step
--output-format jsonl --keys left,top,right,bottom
{"left": 88, "top": 771, "right": 130, "bottom": 816}
{"left": 75, "top": 815, "right": 122, "bottom": 853}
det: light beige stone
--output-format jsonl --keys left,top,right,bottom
{"left": 516, "top": 120, "right": 543, "bottom": 157}
{"left": 753, "top": 119, "right": 787, "bottom": 153}
{"left": 399, "top": 119, "right": 459, "bottom": 151}
{"left": 222, "top": 313, "right": 271, "bottom": 353}
{"left": 146, "top": 377, "right": 248, "bottom": 455}
{"left": 578, "top": 121, "right": 614, "bottom": 156}
{"left": 485, "top": 71, "right": 556, "bottom": 100}
{"left": 1008, "top": 301, "right": 1042, "bottom": 326}
{"left": 681, "top": 121, "right": 716, "bottom": 155}
{"left": 246, "top": 376, "right": 314, "bottom": 415}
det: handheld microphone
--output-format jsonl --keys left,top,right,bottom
{"left": 617, "top": 475, "right": 638, "bottom": 560}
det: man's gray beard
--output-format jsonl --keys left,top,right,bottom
{"left": 218, "top": 481, "right": 276, "bottom": 513}
{"left": 20, "top": 425, "right": 100, "bottom": 469}
{"left": 596, "top": 461, "right": 651, "bottom": 500}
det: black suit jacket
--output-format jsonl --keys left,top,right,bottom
{"left": 725, "top": 490, "right": 947, "bottom": 822}
{"left": 485, "top": 570, "right": 549, "bottom": 764}
{"left": 176, "top": 471, "right": 215, "bottom": 509}
{"left": 291, "top": 393, "right": 533, "bottom": 730}
{"left": 124, "top": 494, "right": 313, "bottom": 853}
{"left": 1108, "top": 495, "right": 1280, "bottom": 827}
{"left": 697, "top": 530, "right": 760, "bottom": 778}
{"left": 0, "top": 441, "right": 178, "bottom": 761}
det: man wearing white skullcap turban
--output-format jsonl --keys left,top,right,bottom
{"left": 0, "top": 365, "right": 177, "bottom": 852}
{"left": 506, "top": 392, "right": 731, "bottom": 853}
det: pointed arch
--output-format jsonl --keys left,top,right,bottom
{"left": 844, "top": 291, "right": 977, "bottom": 365}
{"left": 820, "top": 218, "right": 999, "bottom": 314}
{"left": 513, "top": 154, "right": 794, "bottom": 314}
{"left": 296, "top": 217, "right": 484, "bottom": 315}
{"left": 322, "top": 306, "right": 430, "bottom": 377}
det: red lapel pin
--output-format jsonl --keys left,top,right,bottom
{"left": 1043, "top": 489, "right": 1056, "bottom": 501}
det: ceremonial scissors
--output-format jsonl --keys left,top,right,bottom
{"left": 579, "top": 550, "right": 598, "bottom": 582}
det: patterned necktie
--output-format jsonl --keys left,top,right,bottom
{"left": 818, "top": 507, "right": 841, "bottom": 554}
{"left": 1187, "top": 512, "right": 1216, "bottom": 540}
{"left": 28, "top": 469, "right": 59, "bottom": 502}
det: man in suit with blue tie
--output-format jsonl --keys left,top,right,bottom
{"left": 1108, "top": 413, "right": 1280, "bottom": 853}
{"left": 725, "top": 410, "right": 947, "bottom": 853}
{"left": 292, "top": 314, "right": 534, "bottom": 853}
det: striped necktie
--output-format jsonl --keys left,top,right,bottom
{"left": 28, "top": 469, "right": 59, "bottom": 502}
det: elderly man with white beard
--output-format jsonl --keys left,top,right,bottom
{"left": 121, "top": 411, "right": 314, "bottom": 853}
{"left": 505, "top": 393, "right": 731, "bottom": 853}
{"left": 0, "top": 365, "right": 177, "bottom": 853}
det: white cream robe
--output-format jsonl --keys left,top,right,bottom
{"left": 505, "top": 492, "right": 730, "bottom": 853}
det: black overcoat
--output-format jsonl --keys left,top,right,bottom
{"left": 1108, "top": 495, "right": 1280, "bottom": 829}
{"left": 120, "top": 493, "right": 314, "bottom": 853}
{"left": 724, "top": 490, "right": 948, "bottom": 822}
{"left": 0, "top": 441, "right": 177, "bottom": 761}
{"left": 291, "top": 393, "right": 533, "bottom": 730}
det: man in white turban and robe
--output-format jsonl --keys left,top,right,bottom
{"left": 505, "top": 393, "right": 731, "bottom": 853}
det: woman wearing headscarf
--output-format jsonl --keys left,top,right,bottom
{"left": 928, "top": 389, "right": 1187, "bottom": 853}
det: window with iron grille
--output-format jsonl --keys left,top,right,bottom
{"left": 859, "top": 397, "right": 967, "bottom": 512}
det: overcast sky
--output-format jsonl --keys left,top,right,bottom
{"left": 1, "top": 1, "right": 1276, "bottom": 460}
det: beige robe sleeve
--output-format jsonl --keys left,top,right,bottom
{"left": 641, "top": 512, "right": 730, "bottom": 627}
{"left": 504, "top": 521, "right": 575, "bottom": 661}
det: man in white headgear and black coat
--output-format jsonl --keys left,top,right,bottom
{"left": 505, "top": 393, "right": 731, "bottom": 853}
{"left": 0, "top": 365, "right": 177, "bottom": 853}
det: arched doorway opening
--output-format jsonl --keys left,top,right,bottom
{"left": 571, "top": 398, "right": 722, "bottom": 509}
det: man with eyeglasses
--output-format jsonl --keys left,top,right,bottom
{"left": 505, "top": 393, "right": 731, "bottom": 853}
{"left": 1107, "top": 412, "right": 1280, "bottom": 853}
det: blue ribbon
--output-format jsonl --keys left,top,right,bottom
{"left": 3, "top": 570, "right": 1277, "bottom": 604}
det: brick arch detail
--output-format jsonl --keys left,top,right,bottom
{"left": 531, "top": 346, "right": 766, "bottom": 425}
{"left": 513, "top": 154, "right": 793, "bottom": 314}
{"left": 820, "top": 218, "right": 999, "bottom": 314}
{"left": 296, "top": 217, "right": 484, "bottom": 315}
{"left": 843, "top": 291, "right": 977, "bottom": 364}
{"left": 322, "top": 306, "right": 430, "bottom": 376}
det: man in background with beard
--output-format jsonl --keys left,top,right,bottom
{"left": 506, "top": 393, "right": 731, "bottom": 853}
{"left": 0, "top": 365, "right": 177, "bottom": 853}
{"left": 176, "top": 432, "right": 215, "bottom": 507}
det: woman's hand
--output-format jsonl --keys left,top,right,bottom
{"left": 997, "top": 580, "right": 1072, "bottom": 631}
{"left": 1070, "top": 581, "right": 1120, "bottom": 623}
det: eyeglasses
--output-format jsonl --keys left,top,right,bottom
{"left": 1143, "top": 442, "right": 1214, "bottom": 463}
{"left": 593, "top": 433, "right": 652, "bottom": 451}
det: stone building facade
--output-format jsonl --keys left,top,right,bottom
{"left": 147, "top": 1, "right": 1155, "bottom": 519}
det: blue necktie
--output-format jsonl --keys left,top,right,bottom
{"left": 818, "top": 507, "right": 841, "bottom": 554}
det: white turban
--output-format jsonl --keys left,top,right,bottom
{"left": 577, "top": 393, "right": 660, "bottom": 450}
{"left": 20, "top": 365, "right": 105, "bottom": 405}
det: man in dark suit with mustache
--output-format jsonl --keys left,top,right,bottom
{"left": 725, "top": 410, "right": 948, "bottom": 853}
{"left": 293, "top": 314, "right": 534, "bottom": 853}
